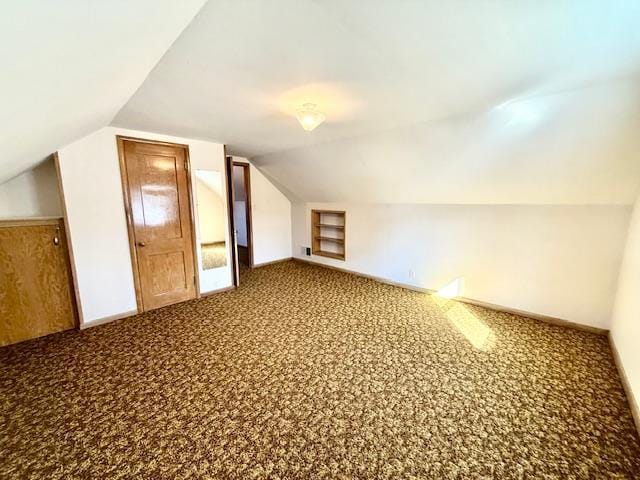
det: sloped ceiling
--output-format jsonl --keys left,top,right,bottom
{"left": 253, "top": 80, "right": 640, "bottom": 204}
{"left": 6, "top": 1, "right": 640, "bottom": 204}
{"left": 113, "top": 0, "right": 640, "bottom": 205}
{"left": 0, "top": 0, "right": 206, "bottom": 183}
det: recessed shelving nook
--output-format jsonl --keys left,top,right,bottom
{"left": 311, "top": 209, "right": 346, "bottom": 260}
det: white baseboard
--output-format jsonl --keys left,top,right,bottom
{"left": 80, "top": 309, "right": 138, "bottom": 330}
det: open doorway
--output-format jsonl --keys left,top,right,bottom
{"left": 231, "top": 161, "right": 253, "bottom": 276}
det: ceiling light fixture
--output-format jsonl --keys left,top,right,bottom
{"left": 296, "top": 103, "right": 325, "bottom": 131}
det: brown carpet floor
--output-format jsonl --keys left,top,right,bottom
{"left": 1, "top": 260, "right": 639, "bottom": 479}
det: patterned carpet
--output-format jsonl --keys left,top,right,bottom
{"left": 1, "top": 260, "right": 639, "bottom": 479}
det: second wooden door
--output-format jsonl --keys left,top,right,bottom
{"left": 121, "top": 139, "right": 197, "bottom": 311}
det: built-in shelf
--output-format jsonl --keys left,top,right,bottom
{"left": 311, "top": 209, "right": 346, "bottom": 261}
{"left": 316, "top": 224, "right": 344, "bottom": 229}
{"left": 314, "top": 236, "right": 344, "bottom": 244}
{"left": 313, "top": 250, "right": 344, "bottom": 260}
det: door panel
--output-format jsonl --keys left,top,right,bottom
{"left": 139, "top": 155, "right": 182, "bottom": 238}
{"left": 147, "top": 251, "right": 187, "bottom": 295}
{"left": 0, "top": 220, "right": 76, "bottom": 346}
{"left": 122, "top": 140, "right": 196, "bottom": 311}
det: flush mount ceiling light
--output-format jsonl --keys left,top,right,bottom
{"left": 296, "top": 103, "right": 325, "bottom": 131}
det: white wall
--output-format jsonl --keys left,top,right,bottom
{"left": 233, "top": 163, "right": 248, "bottom": 247}
{"left": 0, "top": 158, "right": 62, "bottom": 218}
{"left": 233, "top": 165, "right": 246, "bottom": 201}
{"left": 195, "top": 179, "right": 226, "bottom": 244}
{"left": 234, "top": 201, "right": 248, "bottom": 247}
{"left": 293, "top": 203, "right": 630, "bottom": 329}
{"left": 231, "top": 157, "right": 291, "bottom": 265}
{"left": 611, "top": 192, "right": 640, "bottom": 421}
{"left": 57, "top": 126, "right": 230, "bottom": 326}
{"left": 57, "top": 128, "right": 137, "bottom": 325}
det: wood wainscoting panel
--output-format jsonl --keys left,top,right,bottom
{"left": 0, "top": 219, "right": 76, "bottom": 346}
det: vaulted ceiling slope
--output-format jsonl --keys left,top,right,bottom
{"left": 113, "top": 0, "right": 640, "bottom": 205}
{"left": 253, "top": 80, "right": 640, "bottom": 205}
{"left": 0, "top": 0, "right": 206, "bottom": 183}
{"left": 5, "top": 1, "right": 639, "bottom": 204}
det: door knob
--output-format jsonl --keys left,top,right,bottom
{"left": 137, "top": 241, "right": 146, "bottom": 247}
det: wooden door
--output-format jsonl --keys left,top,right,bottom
{"left": 0, "top": 219, "right": 77, "bottom": 346}
{"left": 120, "top": 139, "right": 197, "bottom": 311}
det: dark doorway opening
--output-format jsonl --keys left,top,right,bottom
{"left": 231, "top": 160, "right": 253, "bottom": 278}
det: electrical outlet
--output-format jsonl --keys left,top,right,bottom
{"left": 408, "top": 269, "right": 415, "bottom": 279}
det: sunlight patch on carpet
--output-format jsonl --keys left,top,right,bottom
{"left": 446, "top": 303, "right": 496, "bottom": 351}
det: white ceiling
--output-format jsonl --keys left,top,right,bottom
{"left": 111, "top": 0, "right": 640, "bottom": 204}
{"left": 254, "top": 80, "right": 640, "bottom": 204}
{"left": 0, "top": 0, "right": 206, "bottom": 183}
{"left": 112, "top": 0, "right": 640, "bottom": 153}
{"left": 4, "top": 1, "right": 640, "bottom": 204}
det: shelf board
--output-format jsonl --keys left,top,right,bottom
{"left": 315, "top": 236, "right": 344, "bottom": 244}
{"left": 314, "top": 223, "right": 344, "bottom": 229}
{"left": 314, "top": 250, "right": 345, "bottom": 260}
{"left": 312, "top": 209, "right": 346, "bottom": 261}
